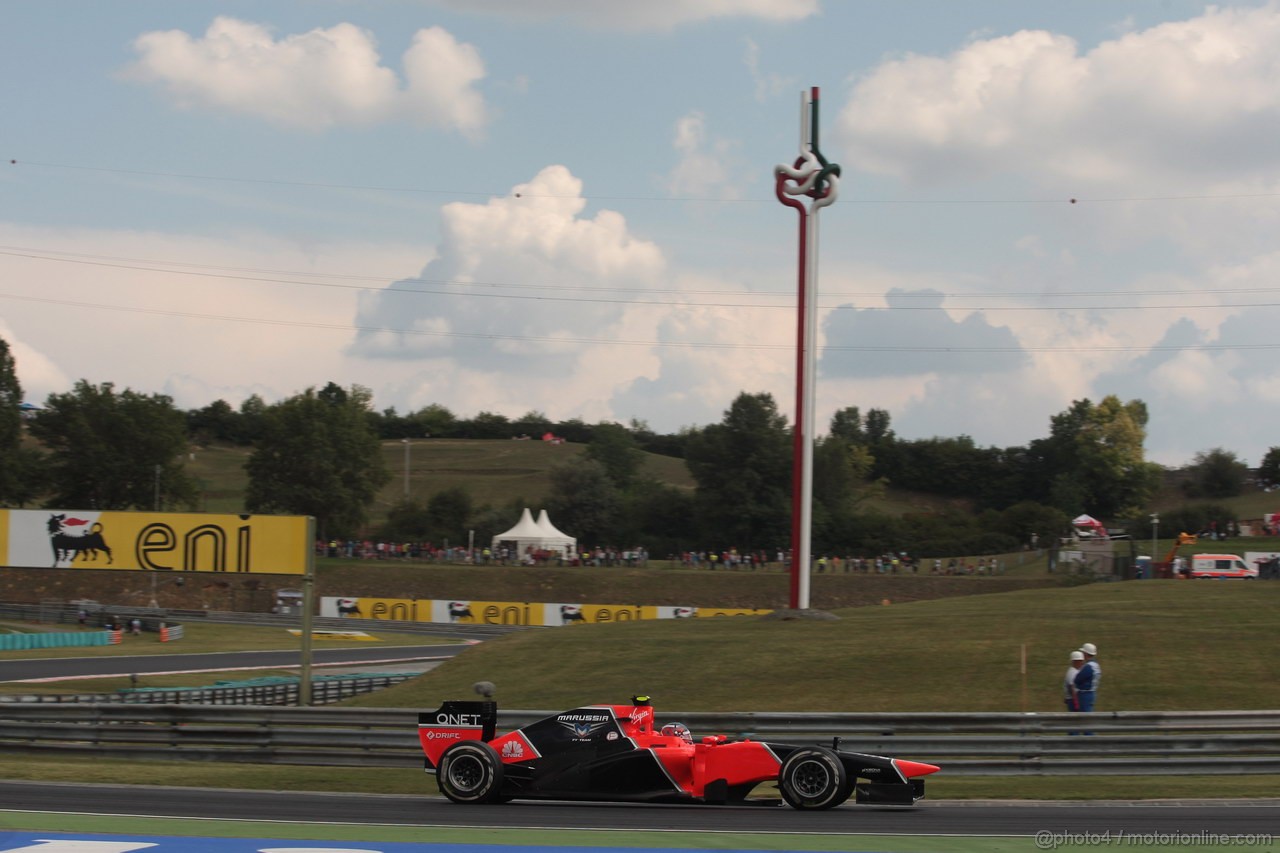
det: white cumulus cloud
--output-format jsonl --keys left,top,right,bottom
{"left": 836, "top": 5, "right": 1280, "bottom": 187}
{"left": 126, "top": 17, "right": 488, "bottom": 133}
{"left": 0, "top": 317, "right": 68, "bottom": 405}
{"left": 422, "top": 0, "right": 819, "bottom": 30}
{"left": 662, "top": 111, "right": 747, "bottom": 199}
{"left": 353, "top": 165, "right": 666, "bottom": 364}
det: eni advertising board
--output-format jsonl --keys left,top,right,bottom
{"left": 0, "top": 509, "right": 310, "bottom": 574}
{"left": 321, "top": 596, "right": 771, "bottom": 626}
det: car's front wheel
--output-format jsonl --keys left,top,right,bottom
{"left": 778, "top": 746, "right": 850, "bottom": 810}
{"left": 437, "top": 740, "right": 505, "bottom": 804}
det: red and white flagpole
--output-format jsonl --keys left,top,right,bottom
{"left": 775, "top": 87, "right": 840, "bottom": 610}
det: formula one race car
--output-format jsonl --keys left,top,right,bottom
{"left": 417, "top": 696, "right": 939, "bottom": 810}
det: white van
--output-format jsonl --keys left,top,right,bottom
{"left": 1188, "top": 554, "right": 1257, "bottom": 579}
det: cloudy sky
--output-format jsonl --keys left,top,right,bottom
{"left": 4, "top": 1, "right": 1280, "bottom": 466}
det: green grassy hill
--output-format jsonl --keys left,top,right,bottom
{"left": 184, "top": 438, "right": 990, "bottom": 525}
{"left": 346, "top": 581, "right": 1280, "bottom": 713}
{"left": 178, "top": 439, "right": 1280, "bottom": 552}
{"left": 1143, "top": 466, "right": 1276, "bottom": 520}
{"left": 184, "top": 438, "right": 697, "bottom": 518}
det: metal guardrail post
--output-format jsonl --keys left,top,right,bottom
{"left": 298, "top": 516, "right": 316, "bottom": 706}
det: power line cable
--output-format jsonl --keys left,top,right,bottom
{"left": 11, "top": 158, "right": 1280, "bottom": 205}
{"left": 1, "top": 246, "right": 1276, "bottom": 312}
{"left": 0, "top": 290, "right": 1271, "bottom": 354}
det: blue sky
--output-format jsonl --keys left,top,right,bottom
{"left": 3, "top": 0, "right": 1280, "bottom": 467}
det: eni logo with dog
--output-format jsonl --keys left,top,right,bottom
{"left": 319, "top": 596, "right": 770, "bottom": 626}
{"left": 0, "top": 509, "right": 310, "bottom": 574}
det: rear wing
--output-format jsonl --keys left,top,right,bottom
{"left": 418, "top": 700, "right": 498, "bottom": 770}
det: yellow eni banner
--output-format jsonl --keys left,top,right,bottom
{"left": 319, "top": 596, "right": 772, "bottom": 626}
{"left": 2, "top": 509, "right": 310, "bottom": 574}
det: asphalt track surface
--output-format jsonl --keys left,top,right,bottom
{"left": 2, "top": 781, "right": 1277, "bottom": 837}
{"left": 4, "top": 651, "right": 1278, "bottom": 843}
{"left": 0, "top": 644, "right": 465, "bottom": 682}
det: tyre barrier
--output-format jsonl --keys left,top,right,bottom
{"left": 0, "top": 631, "right": 114, "bottom": 650}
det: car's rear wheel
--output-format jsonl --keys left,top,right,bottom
{"left": 437, "top": 741, "right": 505, "bottom": 804}
{"left": 778, "top": 746, "right": 849, "bottom": 810}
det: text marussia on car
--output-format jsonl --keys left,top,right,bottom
{"left": 417, "top": 696, "right": 939, "bottom": 809}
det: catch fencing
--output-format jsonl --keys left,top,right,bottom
{"left": 0, "top": 601, "right": 527, "bottom": 639}
{"left": 0, "top": 705, "right": 1276, "bottom": 775}
{"left": 0, "top": 675, "right": 415, "bottom": 707}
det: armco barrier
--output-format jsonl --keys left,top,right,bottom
{"left": 0, "top": 705, "right": 1277, "bottom": 775}
{"left": 0, "top": 601, "right": 529, "bottom": 639}
{"left": 0, "top": 674, "right": 416, "bottom": 706}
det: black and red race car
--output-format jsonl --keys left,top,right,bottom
{"left": 417, "top": 696, "right": 939, "bottom": 810}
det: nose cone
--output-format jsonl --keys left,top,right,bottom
{"left": 893, "top": 758, "right": 940, "bottom": 778}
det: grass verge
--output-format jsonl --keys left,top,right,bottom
{"left": 345, "top": 581, "right": 1280, "bottom": 712}
{"left": 0, "top": 756, "right": 1275, "bottom": 801}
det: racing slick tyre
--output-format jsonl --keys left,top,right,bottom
{"left": 437, "top": 740, "right": 505, "bottom": 804}
{"left": 778, "top": 746, "right": 850, "bottom": 810}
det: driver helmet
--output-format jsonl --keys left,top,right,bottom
{"left": 660, "top": 722, "right": 693, "bottom": 742}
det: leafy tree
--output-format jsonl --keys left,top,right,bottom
{"left": 0, "top": 338, "right": 24, "bottom": 503}
{"left": 465, "top": 411, "right": 511, "bottom": 439}
{"left": 585, "top": 422, "right": 643, "bottom": 487}
{"left": 553, "top": 417, "right": 593, "bottom": 444}
{"left": 1047, "top": 472, "right": 1090, "bottom": 517}
{"left": 543, "top": 459, "right": 621, "bottom": 545}
{"left": 972, "top": 445, "right": 1036, "bottom": 511}
{"left": 1158, "top": 503, "right": 1235, "bottom": 541}
{"left": 187, "top": 399, "right": 241, "bottom": 445}
{"left": 1181, "top": 448, "right": 1248, "bottom": 499}
{"left": 237, "top": 394, "right": 267, "bottom": 444}
{"left": 29, "top": 380, "right": 196, "bottom": 509}
{"left": 427, "top": 485, "right": 473, "bottom": 544}
{"left": 317, "top": 382, "right": 348, "bottom": 407}
{"left": 375, "top": 406, "right": 410, "bottom": 440}
{"left": 245, "top": 384, "right": 390, "bottom": 538}
{"left": 1258, "top": 447, "right": 1280, "bottom": 488}
{"left": 0, "top": 340, "right": 46, "bottom": 507}
{"left": 823, "top": 509, "right": 902, "bottom": 556}
{"left": 615, "top": 480, "right": 696, "bottom": 555}
{"left": 995, "top": 501, "right": 1069, "bottom": 549}
{"left": 470, "top": 502, "right": 523, "bottom": 552}
{"left": 410, "top": 403, "right": 457, "bottom": 438}
{"left": 829, "top": 406, "right": 865, "bottom": 444}
{"left": 5, "top": 446, "right": 48, "bottom": 507}
{"left": 684, "top": 391, "right": 791, "bottom": 550}
{"left": 864, "top": 408, "right": 894, "bottom": 445}
{"left": 380, "top": 490, "right": 472, "bottom": 544}
{"left": 875, "top": 435, "right": 984, "bottom": 496}
{"left": 813, "top": 437, "right": 882, "bottom": 521}
{"left": 380, "top": 498, "right": 431, "bottom": 540}
{"left": 630, "top": 418, "right": 690, "bottom": 458}
{"left": 897, "top": 509, "right": 1019, "bottom": 558}
{"left": 1032, "top": 396, "right": 1161, "bottom": 518}
{"left": 513, "top": 410, "right": 552, "bottom": 437}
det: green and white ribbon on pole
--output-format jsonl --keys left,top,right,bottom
{"left": 775, "top": 87, "right": 840, "bottom": 611}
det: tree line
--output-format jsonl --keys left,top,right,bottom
{"left": 0, "top": 335, "right": 1264, "bottom": 557}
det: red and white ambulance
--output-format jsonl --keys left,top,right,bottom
{"left": 1188, "top": 554, "right": 1257, "bottom": 579}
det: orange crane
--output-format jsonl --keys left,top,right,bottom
{"left": 1156, "top": 532, "right": 1198, "bottom": 577}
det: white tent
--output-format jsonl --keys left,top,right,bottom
{"left": 535, "top": 509, "right": 573, "bottom": 542}
{"left": 492, "top": 507, "right": 576, "bottom": 558}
